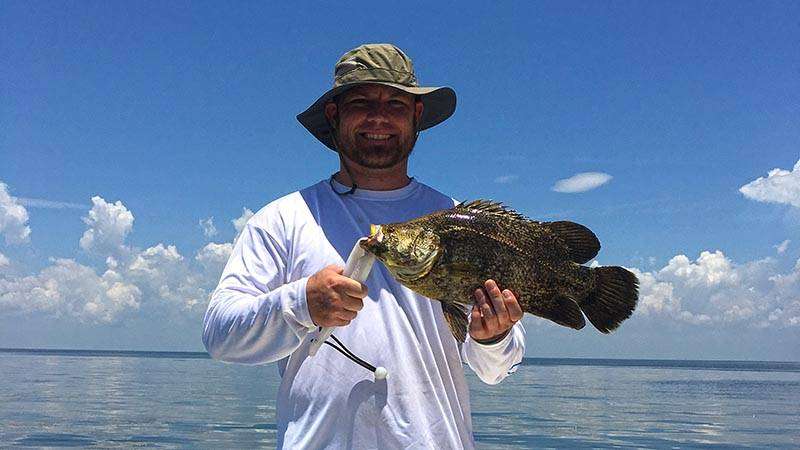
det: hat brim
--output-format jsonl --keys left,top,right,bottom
{"left": 296, "top": 81, "right": 456, "bottom": 151}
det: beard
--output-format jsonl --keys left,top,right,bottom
{"left": 334, "top": 129, "right": 418, "bottom": 170}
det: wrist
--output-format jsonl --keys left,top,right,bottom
{"left": 472, "top": 329, "right": 510, "bottom": 345}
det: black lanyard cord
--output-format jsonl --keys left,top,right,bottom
{"left": 322, "top": 334, "right": 377, "bottom": 373}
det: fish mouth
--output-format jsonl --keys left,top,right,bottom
{"left": 360, "top": 225, "right": 385, "bottom": 255}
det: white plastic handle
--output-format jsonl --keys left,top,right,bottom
{"left": 308, "top": 237, "right": 376, "bottom": 357}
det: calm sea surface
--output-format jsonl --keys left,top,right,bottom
{"left": 1, "top": 349, "right": 798, "bottom": 448}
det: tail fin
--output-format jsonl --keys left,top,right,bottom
{"left": 580, "top": 266, "right": 639, "bottom": 333}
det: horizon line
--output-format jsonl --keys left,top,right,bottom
{"left": 1, "top": 347, "right": 797, "bottom": 365}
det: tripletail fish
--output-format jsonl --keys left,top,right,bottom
{"left": 360, "top": 200, "right": 639, "bottom": 342}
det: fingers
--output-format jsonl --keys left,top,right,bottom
{"left": 503, "top": 289, "right": 524, "bottom": 321}
{"left": 469, "top": 280, "right": 523, "bottom": 342}
{"left": 337, "top": 276, "right": 366, "bottom": 313}
{"left": 328, "top": 317, "right": 351, "bottom": 327}
{"left": 470, "top": 303, "right": 482, "bottom": 325}
{"left": 307, "top": 265, "right": 368, "bottom": 327}
{"left": 484, "top": 280, "right": 510, "bottom": 325}
{"left": 340, "top": 294, "right": 364, "bottom": 313}
{"left": 335, "top": 308, "right": 357, "bottom": 322}
{"left": 340, "top": 277, "right": 368, "bottom": 299}
{"left": 474, "top": 287, "right": 499, "bottom": 330}
{"left": 322, "top": 305, "right": 358, "bottom": 327}
{"left": 327, "top": 264, "right": 345, "bottom": 275}
{"left": 469, "top": 302, "right": 485, "bottom": 337}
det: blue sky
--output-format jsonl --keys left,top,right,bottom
{"left": 1, "top": 1, "right": 798, "bottom": 360}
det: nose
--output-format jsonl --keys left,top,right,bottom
{"left": 364, "top": 102, "right": 391, "bottom": 125}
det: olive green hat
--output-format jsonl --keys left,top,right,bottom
{"left": 297, "top": 43, "right": 457, "bottom": 151}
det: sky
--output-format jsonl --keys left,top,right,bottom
{"left": 1, "top": 1, "right": 798, "bottom": 361}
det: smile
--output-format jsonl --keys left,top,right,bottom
{"left": 360, "top": 133, "right": 393, "bottom": 141}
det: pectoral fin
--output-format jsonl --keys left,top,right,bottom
{"left": 441, "top": 301, "right": 469, "bottom": 343}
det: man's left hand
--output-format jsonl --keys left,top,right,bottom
{"left": 469, "top": 280, "right": 524, "bottom": 344}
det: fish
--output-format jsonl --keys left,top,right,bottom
{"left": 360, "top": 200, "right": 639, "bottom": 342}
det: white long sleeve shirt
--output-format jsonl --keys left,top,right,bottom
{"left": 203, "top": 178, "right": 525, "bottom": 449}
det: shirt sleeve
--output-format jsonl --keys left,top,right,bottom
{"left": 202, "top": 220, "right": 315, "bottom": 365}
{"left": 461, "top": 321, "right": 526, "bottom": 385}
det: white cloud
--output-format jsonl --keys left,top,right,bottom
{"left": 126, "top": 243, "right": 209, "bottom": 311}
{"left": 0, "top": 201, "right": 243, "bottom": 323}
{"left": 129, "top": 243, "right": 183, "bottom": 275}
{"left": 775, "top": 240, "right": 790, "bottom": 254}
{"left": 658, "top": 251, "right": 738, "bottom": 287}
{"left": 629, "top": 267, "right": 681, "bottom": 316}
{"left": 0, "top": 258, "right": 141, "bottom": 323}
{"left": 232, "top": 208, "right": 254, "bottom": 235}
{"left": 0, "top": 181, "right": 31, "bottom": 245}
{"left": 4, "top": 182, "right": 799, "bottom": 336}
{"left": 199, "top": 217, "right": 218, "bottom": 238}
{"left": 196, "top": 242, "right": 232, "bottom": 270}
{"left": 79, "top": 196, "right": 134, "bottom": 257}
{"left": 17, "top": 197, "right": 87, "bottom": 210}
{"left": 195, "top": 242, "right": 233, "bottom": 288}
{"left": 630, "top": 250, "right": 800, "bottom": 328}
{"left": 493, "top": 175, "right": 518, "bottom": 184}
{"left": 552, "top": 172, "right": 613, "bottom": 193}
{"left": 739, "top": 159, "right": 800, "bottom": 208}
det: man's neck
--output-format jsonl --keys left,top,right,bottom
{"left": 334, "top": 160, "right": 412, "bottom": 191}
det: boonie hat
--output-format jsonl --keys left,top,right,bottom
{"left": 297, "top": 43, "right": 457, "bottom": 151}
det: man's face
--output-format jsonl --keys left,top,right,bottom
{"left": 325, "top": 84, "right": 424, "bottom": 170}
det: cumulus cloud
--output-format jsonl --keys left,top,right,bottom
{"left": 196, "top": 242, "right": 232, "bottom": 271}
{"left": 659, "top": 251, "right": 738, "bottom": 287}
{"left": 630, "top": 250, "right": 800, "bottom": 328}
{"left": 129, "top": 243, "right": 183, "bottom": 276}
{"left": 739, "top": 159, "right": 800, "bottom": 208}
{"left": 0, "top": 193, "right": 249, "bottom": 323}
{"left": 126, "top": 243, "right": 210, "bottom": 311}
{"left": 0, "top": 242, "right": 213, "bottom": 323}
{"left": 493, "top": 175, "right": 518, "bottom": 184}
{"left": 552, "top": 172, "right": 613, "bottom": 193}
{"left": 79, "top": 196, "right": 134, "bottom": 257}
{"left": 0, "top": 181, "right": 32, "bottom": 244}
{"left": 233, "top": 208, "right": 254, "bottom": 235}
{"left": 199, "top": 217, "right": 218, "bottom": 238}
{"left": 0, "top": 258, "right": 141, "bottom": 323}
{"left": 2, "top": 179, "right": 799, "bottom": 334}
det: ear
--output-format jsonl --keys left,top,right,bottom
{"left": 324, "top": 102, "right": 338, "bottom": 127}
{"left": 414, "top": 99, "right": 424, "bottom": 125}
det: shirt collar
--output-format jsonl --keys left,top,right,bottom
{"left": 329, "top": 177, "right": 420, "bottom": 201}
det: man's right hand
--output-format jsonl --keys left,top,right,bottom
{"left": 306, "top": 264, "right": 368, "bottom": 327}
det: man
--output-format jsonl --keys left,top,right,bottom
{"left": 203, "top": 43, "right": 525, "bottom": 449}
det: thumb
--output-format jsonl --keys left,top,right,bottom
{"left": 469, "top": 304, "right": 482, "bottom": 330}
{"left": 328, "top": 264, "right": 345, "bottom": 274}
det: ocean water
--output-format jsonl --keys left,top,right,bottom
{"left": 1, "top": 349, "right": 798, "bottom": 448}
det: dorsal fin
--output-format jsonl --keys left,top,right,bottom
{"left": 455, "top": 200, "right": 600, "bottom": 264}
{"left": 542, "top": 221, "right": 600, "bottom": 264}
{"left": 455, "top": 199, "right": 528, "bottom": 222}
